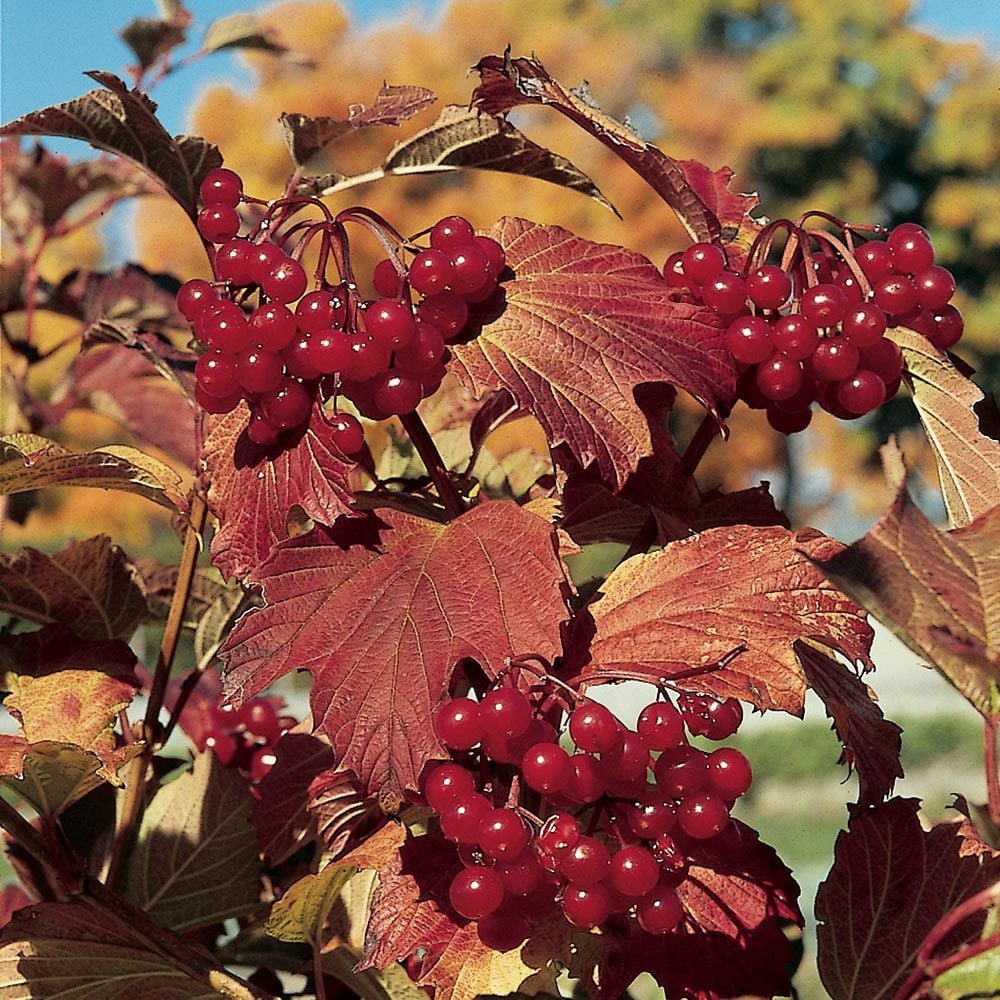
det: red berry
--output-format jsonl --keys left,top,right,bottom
{"left": 746, "top": 264, "right": 791, "bottom": 310}
{"left": 887, "top": 225, "right": 935, "bottom": 274}
{"left": 772, "top": 315, "right": 819, "bottom": 361}
{"left": 197, "top": 205, "right": 240, "bottom": 243}
{"left": 417, "top": 292, "right": 469, "bottom": 339}
{"left": 756, "top": 353, "right": 804, "bottom": 402}
{"left": 767, "top": 406, "right": 812, "bottom": 434}
{"left": 262, "top": 259, "right": 307, "bottom": 304}
{"left": 724, "top": 315, "right": 773, "bottom": 365}
{"left": 654, "top": 746, "right": 709, "bottom": 799}
{"left": 372, "top": 372, "right": 423, "bottom": 415}
{"left": 307, "top": 328, "right": 352, "bottom": 375}
{"left": 449, "top": 866, "right": 503, "bottom": 919}
{"left": 836, "top": 371, "right": 886, "bottom": 415}
{"left": 435, "top": 697, "right": 483, "bottom": 750}
{"left": 366, "top": 299, "right": 416, "bottom": 349}
{"left": 236, "top": 347, "right": 284, "bottom": 394}
{"left": 341, "top": 333, "right": 392, "bottom": 381}
{"left": 431, "top": 216, "right": 476, "bottom": 251}
{"left": 372, "top": 258, "right": 402, "bottom": 298}
{"left": 474, "top": 235, "right": 505, "bottom": 276}
{"left": 678, "top": 693, "right": 743, "bottom": 739}
{"left": 681, "top": 242, "right": 727, "bottom": 284}
{"left": 204, "top": 728, "right": 238, "bottom": 765}
{"left": 800, "top": 283, "right": 848, "bottom": 327}
{"left": 197, "top": 302, "right": 252, "bottom": 353}
{"left": 478, "top": 808, "right": 530, "bottom": 859}
{"left": 810, "top": 339, "right": 860, "bottom": 382}
{"left": 480, "top": 687, "right": 532, "bottom": 739}
{"left": 246, "top": 408, "right": 282, "bottom": 446}
{"left": 282, "top": 334, "right": 322, "bottom": 380}
{"left": 833, "top": 268, "right": 866, "bottom": 305}
{"left": 602, "top": 730, "right": 650, "bottom": 782}
{"left": 568, "top": 702, "right": 620, "bottom": 754}
{"left": 215, "top": 238, "right": 255, "bottom": 285}
{"left": 559, "top": 835, "right": 610, "bottom": 886}
{"left": 701, "top": 271, "right": 747, "bottom": 316}
{"left": 448, "top": 243, "right": 492, "bottom": 295}
{"left": 296, "top": 290, "right": 345, "bottom": 333}
{"left": 537, "top": 813, "right": 581, "bottom": 862}
{"left": 521, "top": 742, "right": 571, "bottom": 794}
{"left": 248, "top": 303, "right": 297, "bottom": 351}
{"left": 926, "top": 304, "right": 964, "bottom": 349}
{"left": 651, "top": 833, "right": 689, "bottom": 883}
{"left": 440, "top": 793, "right": 492, "bottom": 843}
{"left": 240, "top": 700, "right": 282, "bottom": 745}
{"left": 663, "top": 251, "right": 687, "bottom": 288}
{"left": 636, "top": 702, "right": 685, "bottom": 751}
{"left": 677, "top": 792, "right": 729, "bottom": 839}
{"left": 248, "top": 243, "right": 286, "bottom": 285}
{"left": 855, "top": 241, "right": 895, "bottom": 281}
{"left": 194, "top": 382, "right": 242, "bottom": 414}
{"left": 195, "top": 350, "right": 240, "bottom": 398}
{"left": 609, "top": 845, "right": 660, "bottom": 898}
{"left": 860, "top": 338, "right": 904, "bottom": 382}
{"left": 327, "top": 412, "right": 365, "bottom": 455}
{"left": 476, "top": 908, "right": 530, "bottom": 951}
{"left": 259, "top": 378, "right": 313, "bottom": 429}
{"left": 177, "top": 278, "right": 221, "bottom": 321}
{"left": 199, "top": 167, "right": 243, "bottom": 207}
{"left": 394, "top": 318, "right": 446, "bottom": 373}
{"left": 707, "top": 747, "right": 753, "bottom": 800}
{"left": 636, "top": 885, "right": 684, "bottom": 933}
{"left": 563, "top": 753, "right": 606, "bottom": 803}
{"left": 873, "top": 275, "right": 919, "bottom": 317}
{"left": 913, "top": 265, "right": 956, "bottom": 310}
{"left": 410, "top": 248, "right": 452, "bottom": 295}
{"left": 842, "top": 303, "right": 888, "bottom": 347}
{"left": 626, "top": 792, "right": 677, "bottom": 840}
{"left": 562, "top": 883, "right": 613, "bottom": 929}
{"left": 495, "top": 851, "right": 543, "bottom": 895}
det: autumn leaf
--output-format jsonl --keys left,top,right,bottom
{"left": 472, "top": 52, "right": 761, "bottom": 252}
{"left": 0, "top": 625, "right": 139, "bottom": 813}
{"left": 265, "top": 864, "right": 358, "bottom": 945}
{"left": 890, "top": 326, "right": 1000, "bottom": 529}
{"left": 0, "top": 536, "right": 147, "bottom": 641}
{"left": 308, "top": 768, "right": 372, "bottom": 858}
{"left": 301, "top": 104, "right": 614, "bottom": 212}
{"left": 0, "top": 433, "right": 186, "bottom": 512}
{"left": 119, "top": 15, "right": 187, "bottom": 70}
{"left": 449, "top": 217, "right": 735, "bottom": 488}
{"left": 253, "top": 732, "right": 335, "bottom": 863}
{"left": 796, "top": 640, "right": 903, "bottom": 809}
{"left": 0, "top": 892, "right": 265, "bottom": 998}
{"left": 0, "top": 72, "right": 221, "bottom": 216}
{"left": 573, "top": 524, "right": 874, "bottom": 714}
{"left": 200, "top": 401, "right": 363, "bottom": 580}
{"left": 815, "top": 798, "right": 1000, "bottom": 1000}
{"left": 353, "top": 826, "right": 565, "bottom": 1000}
{"left": 202, "top": 11, "right": 297, "bottom": 56}
{"left": 220, "top": 501, "right": 567, "bottom": 797}
{"left": 0, "top": 885, "right": 32, "bottom": 931}
{"left": 121, "top": 752, "right": 261, "bottom": 932}
{"left": 572, "top": 820, "right": 801, "bottom": 1000}
{"left": 816, "top": 485, "right": 1000, "bottom": 717}
{"left": 280, "top": 84, "right": 436, "bottom": 166}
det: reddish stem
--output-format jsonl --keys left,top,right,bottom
{"left": 399, "top": 410, "right": 466, "bottom": 520}
{"left": 681, "top": 413, "right": 723, "bottom": 475}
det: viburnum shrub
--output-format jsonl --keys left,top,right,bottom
{"left": 0, "top": 17, "right": 998, "bottom": 1000}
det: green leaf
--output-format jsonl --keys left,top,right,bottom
{"left": 0, "top": 73, "right": 221, "bottom": 217}
{"left": 0, "top": 433, "right": 185, "bottom": 512}
{"left": 264, "top": 864, "right": 357, "bottom": 944}
{"left": 121, "top": 753, "right": 262, "bottom": 932}
{"left": 932, "top": 945, "right": 1000, "bottom": 999}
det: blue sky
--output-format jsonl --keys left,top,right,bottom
{"left": 2, "top": 0, "right": 996, "bottom": 144}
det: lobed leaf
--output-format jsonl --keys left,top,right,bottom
{"left": 280, "top": 84, "right": 436, "bottom": 166}
{"left": 472, "top": 52, "right": 761, "bottom": 254}
{"left": 890, "top": 327, "right": 1000, "bottom": 529}
{"left": 574, "top": 524, "right": 874, "bottom": 714}
{"left": 0, "top": 433, "right": 186, "bottom": 512}
{"left": 0, "top": 73, "right": 221, "bottom": 217}
{"left": 796, "top": 641, "right": 903, "bottom": 809}
{"left": 449, "top": 217, "right": 735, "bottom": 488}
{"left": 121, "top": 752, "right": 261, "bottom": 932}
{"left": 0, "top": 536, "right": 147, "bottom": 641}
{"left": 815, "top": 797, "right": 1000, "bottom": 1000}
{"left": 816, "top": 484, "right": 1000, "bottom": 716}
{"left": 220, "top": 502, "right": 568, "bottom": 798}
{"left": 0, "top": 893, "right": 263, "bottom": 998}
{"left": 200, "top": 401, "right": 362, "bottom": 581}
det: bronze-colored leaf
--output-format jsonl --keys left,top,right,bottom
{"left": 119, "top": 17, "right": 187, "bottom": 70}
{"left": 890, "top": 326, "right": 1000, "bottom": 528}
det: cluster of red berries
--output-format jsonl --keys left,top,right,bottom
{"left": 664, "top": 221, "right": 963, "bottom": 433}
{"left": 422, "top": 682, "right": 751, "bottom": 945}
{"left": 195, "top": 695, "right": 294, "bottom": 784}
{"left": 179, "top": 167, "right": 506, "bottom": 450}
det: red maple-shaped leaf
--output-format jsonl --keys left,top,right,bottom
{"left": 200, "top": 401, "right": 363, "bottom": 580}
{"left": 797, "top": 640, "right": 903, "bottom": 809}
{"left": 353, "top": 825, "right": 566, "bottom": 1000}
{"left": 449, "top": 217, "right": 735, "bottom": 488}
{"left": 572, "top": 525, "right": 874, "bottom": 714}
{"left": 815, "top": 797, "right": 1000, "bottom": 999}
{"left": 472, "top": 53, "right": 761, "bottom": 252}
{"left": 575, "top": 821, "right": 801, "bottom": 1000}
{"left": 220, "top": 502, "right": 567, "bottom": 797}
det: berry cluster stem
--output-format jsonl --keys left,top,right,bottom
{"left": 400, "top": 411, "right": 466, "bottom": 520}
{"left": 107, "top": 492, "right": 209, "bottom": 888}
